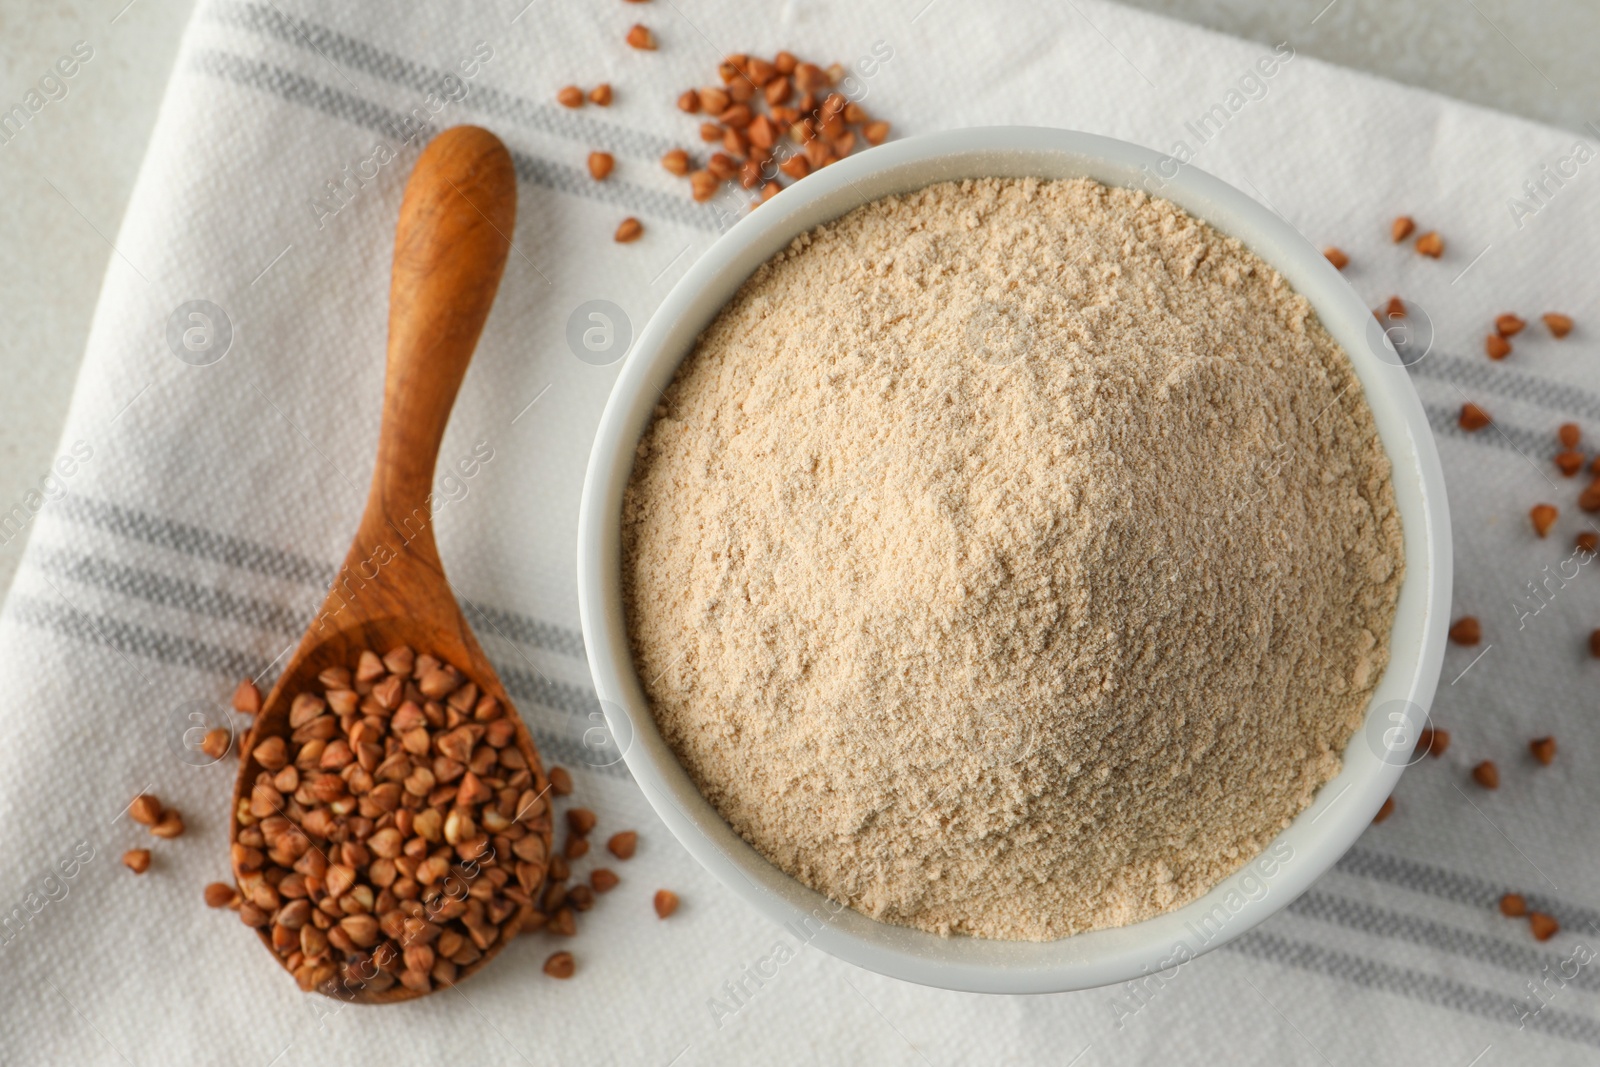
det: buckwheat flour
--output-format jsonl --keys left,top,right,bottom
{"left": 621, "top": 177, "right": 1403, "bottom": 940}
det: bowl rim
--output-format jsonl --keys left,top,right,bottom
{"left": 575, "top": 125, "right": 1451, "bottom": 994}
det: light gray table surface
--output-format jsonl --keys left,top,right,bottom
{"left": 0, "top": 0, "right": 1593, "bottom": 595}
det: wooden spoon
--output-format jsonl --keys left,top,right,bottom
{"left": 230, "top": 125, "right": 550, "bottom": 1003}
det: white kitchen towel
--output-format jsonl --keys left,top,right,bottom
{"left": 3, "top": 0, "right": 1599, "bottom": 1063}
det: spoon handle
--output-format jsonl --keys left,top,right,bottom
{"left": 359, "top": 125, "right": 517, "bottom": 568}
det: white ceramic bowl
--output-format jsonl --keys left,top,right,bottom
{"left": 576, "top": 126, "right": 1451, "bottom": 993}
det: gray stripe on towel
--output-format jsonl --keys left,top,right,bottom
{"left": 207, "top": 0, "right": 682, "bottom": 161}
{"left": 9, "top": 594, "right": 266, "bottom": 681}
{"left": 1288, "top": 889, "right": 1600, "bottom": 994}
{"left": 1409, "top": 356, "right": 1600, "bottom": 424}
{"left": 1337, "top": 846, "right": 1600, "bottom": 935}
{"left": 1225, "top": 929, "right": 1600, "bottom": 1046}
{"left": 50, "top": 494, "right": 589, "bottom": 662}
{"left": 495, "top": 662, "right": 606, "bottom": 723}
{"left": 30, "top": 548, "right": 605, "bottom": 726}
{"left": 1423, "top": 402, "right": 1559, "bottom": 460}
{"left": 55, "top": 494, "right": 331, "bottom": 587}
{"left": 3, "top": 594, "right": 627, "bottom": 778}
{"left": 187, "top": 49, "right": 720, "bottom": 230}
{"left": 36, "top": 549, "right": 309, "bottom": 637}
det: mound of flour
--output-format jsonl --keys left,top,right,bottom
{"left": 622, "top": 177, "right": 1403, "bottom": 940}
